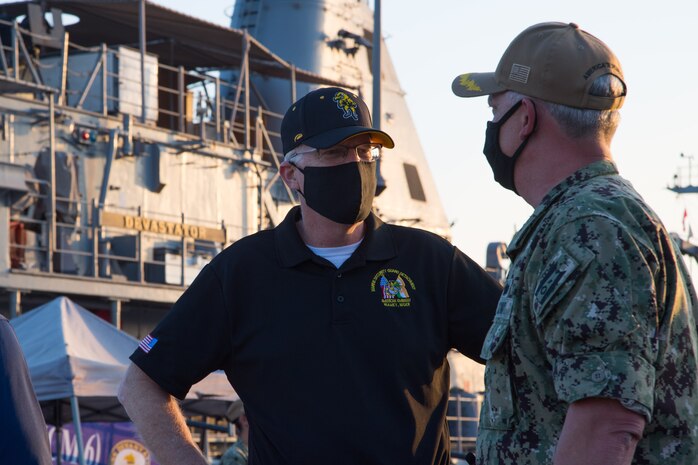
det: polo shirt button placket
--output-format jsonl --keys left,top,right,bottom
{"left": 331, "top": 271, "right": 350, "bottom": 324}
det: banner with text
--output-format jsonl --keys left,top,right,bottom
{"left": 48, "top": 422, "right": 159, "bottom": 465}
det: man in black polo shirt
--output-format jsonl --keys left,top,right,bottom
{"left": 118, "top": 87, "right": 501, "bottom": 465}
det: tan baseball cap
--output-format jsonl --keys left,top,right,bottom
{"left": 452, "top": 22, "right": 626, "bottom": 110}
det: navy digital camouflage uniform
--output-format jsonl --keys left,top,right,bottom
{"left": 477, "top": 161, "right": 698, "bottom": 464}
{"left": 221, "top": 440, "right": 248, "bottom": 465}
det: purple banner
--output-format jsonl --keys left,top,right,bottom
{"left": 47, "top": 422, "right": 160, "bottom": 465}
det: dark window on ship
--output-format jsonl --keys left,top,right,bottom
{"left": 364, "top": 29, "right": 373, "bottom": 72}
{"left": 403, "top": 163, "right": 426, "bottom": 202}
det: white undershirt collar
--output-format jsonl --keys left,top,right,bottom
{"left": 306, "top": 239, "right": 363, "bottom": 268}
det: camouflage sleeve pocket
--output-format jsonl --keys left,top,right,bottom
{"left": 479, "top": 351, "right": 516, "bottom": 430}
{"left": 478, "top": 299, "right": 517, "bottom": 430}
{"left": 553, "top": 351, "right": 655, "bottom": 420}
{"left": 532, "top": 245, "right": 594, "bottom": 325}
{"left": 480, "top": 298, "right": 512, "bottom": 360}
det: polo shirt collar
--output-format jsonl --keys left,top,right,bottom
{"left": 507, "top": 160, "right": 619, "bottom": 259}
{"left": 275, "top": 207, "right": 314, "bottom": 267}
{"left": 275, "top": 206, "right": 397, "bottom": 268}
{"left": 359, "top": 211, "right": 396, "bottom": 262}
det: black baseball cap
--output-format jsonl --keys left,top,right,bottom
{"left": 281, "top": 87, "right": 395, "bottom": 155}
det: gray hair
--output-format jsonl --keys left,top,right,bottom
{"left": 283, "top": 144, "right": 315, "bottom": 163}
{"left": 506, "top": 74, "right": 624, "bottom": 140}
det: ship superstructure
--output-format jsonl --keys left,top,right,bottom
{"left": 0, "top": 0, "right": 349, "bottom": 333}
{"left": 0, "top": 0, "right": 455, "bottom": 334}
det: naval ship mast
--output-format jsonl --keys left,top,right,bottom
{"left": 668, "top": 153, "right": 698, "bottom": 261}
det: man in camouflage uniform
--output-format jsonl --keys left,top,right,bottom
{"left": 221, "top": 412, "right": 249, "bottom": 465}
{"left": 451, "top": 22, "right": 698, "bottom": 464}
{"left": 221, "top": 440, "right": 248, "bottom": 465}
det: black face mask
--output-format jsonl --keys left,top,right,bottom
{"left": 292, "top": 161, "right": 377, "bottom": 225}
{"left": 483, "top": 99, "right": 535, "bottom": 193}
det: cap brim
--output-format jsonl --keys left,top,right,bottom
{"left": 226, "top": 400, "right": 245, "bottom": 422}
{"left": 304, "top": 126, "right": 395, "bottom": 150}
{"left": 451, "top": 72, "right": 504, "bottom": 98}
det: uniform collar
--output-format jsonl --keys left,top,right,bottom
{"left": 507, "top": 160, "right": 619, "bottom": 259}
{"left": 275, "top": 206, "right": 396, "bottom": 268}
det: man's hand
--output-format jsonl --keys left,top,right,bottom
{"left": 554, "top": 397, "right": 646, "bottom": 465}
{"left": 118, "top": 363, "right": 208, "bottom": 465}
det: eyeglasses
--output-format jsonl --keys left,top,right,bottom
{"left": 294, "top": 143, "right": 382, "bottom": 163}
{"left": 285, "top": 144, "right": 383, "bottom": 164}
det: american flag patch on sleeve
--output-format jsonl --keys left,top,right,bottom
{"left": 138, "top": 334, "right": 158, "bottom": 353}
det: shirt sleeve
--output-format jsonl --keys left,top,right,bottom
{"left": 0, "top": 320, "right": 52, "bottom": 465}
{"left": 534, "top": 215, "right": 659, "bottom": 420}
{"left": 447, "top": 247, "right": 503, "bottom": 363}
{"left": 130, "top": 263, "right": 233, "bottom": 400}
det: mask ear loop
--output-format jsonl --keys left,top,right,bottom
{"left": 498, "top": 99, "right": 524, "bottom": 122}
{"left": 508, "top": 99, "right": 538, "bottom": 194}
{"left": 289, "top": 161, "right": 306, "bottom": 199}
{"left": 289, "top": 161, "right": 304, "bottom": 174}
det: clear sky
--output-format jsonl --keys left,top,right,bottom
{"left": 25, "top": 0, "right": 698, "bottom": 268}
{"left": 153, "top": 0, "right": 698, "bottom": 269}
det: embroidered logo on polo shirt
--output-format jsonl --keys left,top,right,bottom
{"left": 370, "top": 268, "right": 416, "bottom": 307}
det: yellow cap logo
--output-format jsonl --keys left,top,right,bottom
{"left": 459, "top": 74, "right": 482, "bottom": 92}
{"left": 333, "top": 91, "right": 359, "bottom": 121}
{"left": 294, "top": 133, "right": 303, "bottom": 142}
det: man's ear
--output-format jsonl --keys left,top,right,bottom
{"left": 519, "top": 98, "right": 538, "bottom": 139}
{"left": 280, "top": 161, "right": 301, "bottom": 191}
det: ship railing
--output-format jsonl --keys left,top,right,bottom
{"left": 9, "top": 188, "right": 243, "bottom": 286}
{"left": 10, "top": 186, "right": 95, "bottom": 275}
{"left": 446, "top": 393, "right": 482, "bottom": 454}
{"left": 0, "top": 18, "right": 55, "bottom": 92}
{"left": 252, "top": 106, "right": 295, "bottom": 227}
{"left": 9, "top": 203, "right": 47, "bottom": 273}
{"left": 0, "top": 20, "right": 286, "bottom": 159}
{"left": 0, "top": 19, "right": 295, "bottom": 236}
{"left": 96, "top": 204, "right": 233, "bottom": 286}
{"left": 0, "top": 21, "right": 290, "bottom": 204}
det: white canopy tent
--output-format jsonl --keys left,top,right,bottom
{"left": 11, "top": 296, "right": 239, "bottom": 465}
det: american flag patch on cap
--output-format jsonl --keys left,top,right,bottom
{"left": 139, "top": 334, "right": 158, "bottom": 353}
{"left": 509, "top": 63, "right": 531, "bottom": 84}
